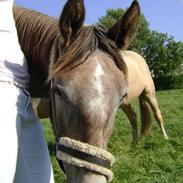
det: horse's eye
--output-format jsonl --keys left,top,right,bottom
{"left": 55, "top": 88, "right": 67, "bottom": 99}
{"left": 121, "top": 93, "right": 127, "bottom": 102}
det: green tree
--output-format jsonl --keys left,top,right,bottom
{"left": 99, "top": 9, "right": 183, "bottom": 90}
{"left": 143, "top": 31, "right": 183, "bottom": 89}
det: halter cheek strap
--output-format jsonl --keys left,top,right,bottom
{"left": 50, "top": 79, "right": 66, "bottom": 173}
{"left": 50, "top": 79, "right": 60, "bottom": 139}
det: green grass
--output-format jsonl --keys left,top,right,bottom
{"left": 42, "top": 89, "right": 183, "bottom": 183}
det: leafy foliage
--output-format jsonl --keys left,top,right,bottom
{"left": 142, "top": 31, "right": 183, "bottom": 89}
{"left": 99, "top": 9, "right": 183, "bottom": 90}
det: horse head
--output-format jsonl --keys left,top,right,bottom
{"left": 49, "top": 0, "right": 140, "bottom": 182}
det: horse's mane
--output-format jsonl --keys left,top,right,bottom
{"left": 49, "top": 26, "right": 127, "bottom": 79}
{"left": 13, "top": 6, "right": 59, "bottom": 70}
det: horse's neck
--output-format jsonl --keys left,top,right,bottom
{"left": 14, "top": 7, "right": 59, "bottom": 97}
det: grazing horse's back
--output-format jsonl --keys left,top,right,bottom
{"left": 122, "top": 50, "right": 155, "bottom": 104}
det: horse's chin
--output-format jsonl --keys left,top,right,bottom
{"left": 79, "top": 173, "right": 107, "bottom": 183}
{"left": 63, "top": 163, "right": 107, "bottom": 183}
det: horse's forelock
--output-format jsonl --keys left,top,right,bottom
{"left": 49, "top": 26, "right": 127, "bottom": 80}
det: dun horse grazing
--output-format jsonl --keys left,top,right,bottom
{"left": 14, "top": 0, "right": 140, "bottom": 182}
{"left": 120, "top": 51, "right": 168, "bottom": 142}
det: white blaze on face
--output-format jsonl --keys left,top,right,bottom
{"left": 87, "top": 62, "right": 106, "bottom": 119}
{"left": 95, "top": 62, "right": 104, "bottom": 93}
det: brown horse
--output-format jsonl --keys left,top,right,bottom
{"left": 14, "top": 0, "right": 140, "bottom": 182}
{"left": 32, "top": 50, "right": 168, "bottom": 143}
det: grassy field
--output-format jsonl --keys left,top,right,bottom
{"left": 42, "top": 89, "right": 183, "bottom": 183}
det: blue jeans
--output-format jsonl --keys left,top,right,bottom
{"left": 0, "top": 81, "right": 54, "bottom": 183}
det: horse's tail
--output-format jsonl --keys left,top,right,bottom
{"left": 139, "top": 94, "right": 152, "bottom": 137}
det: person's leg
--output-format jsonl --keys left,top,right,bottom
{"left": 0, "top": 82, "right": 21, "bottom": 183}
{"left": 14, "top": 89, "right": 54, "bottom": 183}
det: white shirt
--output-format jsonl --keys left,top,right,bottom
{"left": 0, "top": 0, "right": 29, "bottom": 88}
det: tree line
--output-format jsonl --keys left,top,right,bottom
{"left": 99, "top": 9, "right": 183, "bottom": 90}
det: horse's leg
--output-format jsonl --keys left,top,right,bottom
{"left": 31, "top": 98, "right": 50, "bottom": 119}
{"left": 31, "top": 98, "right": 41, "bottom": 115}
{"left": 37, "top": 98, "right": 50, "bottom": 119}
{"left": 139, "top": 94, "right": 152, "bottom": 138}
{"left": 145, "top": 93, "right": 168, "bottom": 139}
{"left": 121, "top": 104, "right": 138, "bottom": 143}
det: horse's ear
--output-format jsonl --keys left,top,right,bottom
{"left": 107, "top": 0, "right": 140, "bottom": 49}
{"left": 59, "top": 0, "right": 85, "bottom": 47}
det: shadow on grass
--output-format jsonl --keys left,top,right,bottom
{"left": 48, "top": 142, "right": 56, "bottom": 156}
